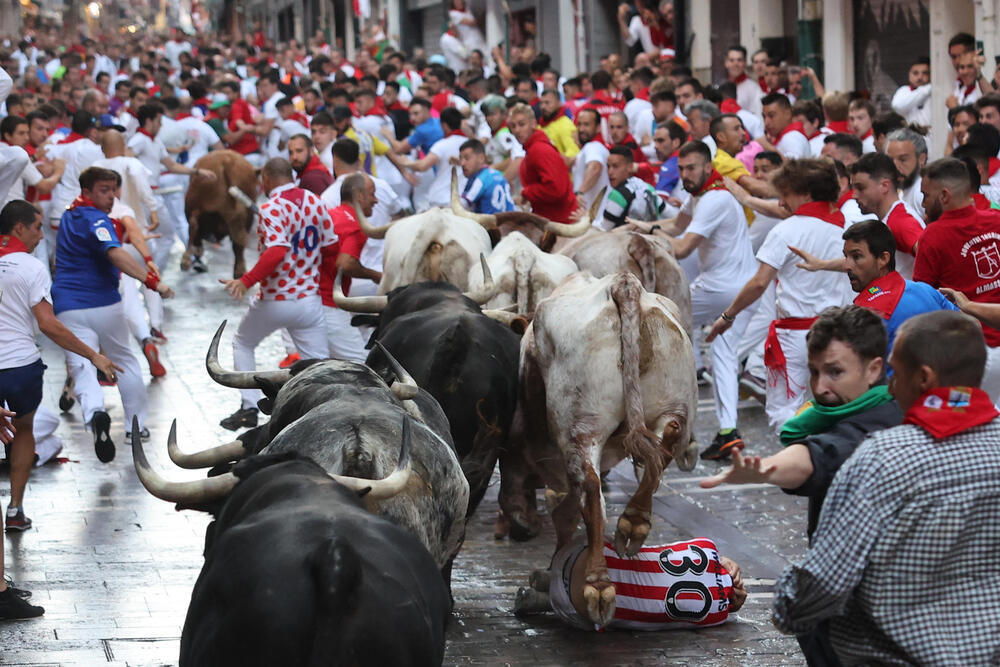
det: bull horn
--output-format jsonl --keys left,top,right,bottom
{"left": 545, "top": 214, "right": 592, "bottom": 237}
{"left": 462, "top": 253, "right": 498, "bottom": 304}
{"left": 482, "top": 309, "right": 525, "bottom": 325}
{"left": 133, "top": 419, "right": 238, "bottom": 504}
{"left": 450, "top": 166, "right": 497, "bottom": 229}
{"left": 329, "top": 415, "right": 412, "bottom": 500}
{"left": 333, "top": 272, "right": 388, "bottom": 313}
{"left": 206, "top": 321, "right": 292, "bottom": 389}
{"left": 355, "top": 199, "right": 393, "bottom": 239}
{"left": 167, "top": 423, "right": 246, "bottom": 469}
{"left": 374, "top": 341, "right": 419, "bottom": 400}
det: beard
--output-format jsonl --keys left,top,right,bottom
{"left": 900, "top": 168, "right": 918, "bottom": 190}
{"left": 813, "top": 393, "right": 844, "bottom": 407}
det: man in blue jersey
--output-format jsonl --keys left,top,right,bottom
{"left": 791, "top": 219, "right": 957, "bottom": 352}
{"left": 654, "top": 120, "right": 687, "bottom": 194}
{"left": 52, "top": 167, "right": 175, "bottom": 463}
{"left": 458, "top": 138, "right": 515, "bottom": 214}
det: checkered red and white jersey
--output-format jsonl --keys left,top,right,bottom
{"left": 256, "top": 183, "right": 336, "bottom": 300}
{"left": 603, "top": 537, "right": 734, "bottom": 630}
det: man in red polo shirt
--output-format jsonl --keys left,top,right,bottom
{"left": 507, "top": 102, "right": 578, "bottom": 223}
{"left": 321, "top": 172, "right": 381, "bottom": 362}
{"left": 219, "top": 80, "right": 263, "bottom": 167}
{"left": 288, "top": 134, "right": 333, "bottom": 196}
{"left": 913, "top": 157, "right": 1000, "bottom": 401}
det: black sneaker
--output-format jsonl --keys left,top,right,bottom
{"left": 92, "top": 410, "right": 115, "bottom": 463}
{"left": 97, "top": 369, "right": 116, "bottom": 387}
{"left": 739, "top": 371, "right": 767, "bottom": 403}
{"left": 58, "top": 376, "right": 75, "bottom": 412}
{"left": 5, "top": 507, "right": 31, "bottom": 532}
{"left": 0, "top": 587, "right": 44, "bottom": 619}
{"left": 124, "top": 427, "right": 151, "bottom": 443}
{"left": 700, "top": 429, "right": 745, "bottom": 461}
{"left": 220, "top": 407, "right": 258, "bottom": 431}
{"left": 697, "top": 367, "right": 710, "bottom": 386}
{"left": 3, "top": 576, "right": 30, "bottom": 599}
{"left": 191, "top": 256, "right": 208, "bottom": 273}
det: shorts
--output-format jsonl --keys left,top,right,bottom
{"left": 0, "top": 358, "right": 46, "bottom": 417}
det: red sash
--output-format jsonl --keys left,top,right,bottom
{"left": 539, "top": 107, "right": 569, "bottom": 128}
{"left": 853, "top": 271, "right": 906, "bottom": 320}
{"left": 794, "top": 201, "right": 845, "bottom": 227}
{"left": 904, "top": 387, "right": 998, "bottom": 439}
{"left": 764, "top": 317, "right": 817, "bottom": 398}
{"left": 0, "top": 235, "right": 28, "bottom": 256}
{"left": 137, "top": 128, "right": 156, "bottom": 140}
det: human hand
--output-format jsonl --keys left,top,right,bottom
{"left": 148, "top": 212, "right": 160, "bottom": 232}
{"left": 618, "top": 3, "right": 630, "bottom": 18}
{"left": 940, "top": 287, "right": 972, "bottom": 311}
{"left": 705, "top": 315, "right": 733, "bottom": 343}
{"left": 90, "top": 354, "right": 124, "bottom": 383}
{"left": 0, "top": 407, "right": 15, "bottom": 445}
{"left": 197, "top": 168, "right": 217, "bottom": 181}
{"left": 156, "top": 282, "right": 175, "bottom": 299}
{"left": 219, "top": 278, "right": 249, "bottom": 300}
{"left": 788, "top": 245, "right": 824, "bottom": 272}
{"left": 722, "top": 176, "right": 750, "bottom": 204}
{"left": 946, "top": 94, "right": 959, "bottom": 110}
{"left": 699, "top": 450, "right": 777, "bottom": 488}
{"left": 145, "top": 260, "right": 160, "bottom": 277}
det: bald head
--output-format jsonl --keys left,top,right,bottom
{"left": 100, "top": 129, "right": 125, "bottom": 157}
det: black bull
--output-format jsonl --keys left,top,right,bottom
{"left": 350, "top": 282, "right": 522, "bottom": 514}
{"left": 174, "top": 451, "right": 449, "bottom": 666}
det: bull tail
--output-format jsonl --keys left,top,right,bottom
{"left": 426, "top": 241, "right": 444, "bottom": 282}
{"left": 513, "top": 250, "right": 533, "bottom": 315}
{"left": 627, "top": 234, "right": 657, "bottom": 294}
{"left": 610, "top": 275, "right": 664, "bottom": 481}
{"left": 307, "top": 536, "right": 362, "bottom": 666}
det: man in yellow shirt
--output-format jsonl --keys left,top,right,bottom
{"left": 331, "top": 105, "right": 406, "bottom": 178}
{"left": 539, "top": 89, "right": 580, "bottom": 164}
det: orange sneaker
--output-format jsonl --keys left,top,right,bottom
{"left": 143, "top": 339, "right": 166, "bottom": 377}
{"left": 278, "top": 353, "right": 301, "bottom": 368}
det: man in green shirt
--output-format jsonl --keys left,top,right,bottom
{"left": 599, "top": 145, "right": 664, "bottom": 230}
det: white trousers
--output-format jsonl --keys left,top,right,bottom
{"left": 691, "top": 286, "right": 755, "bottom": 430}
{"left": 57, "top": 302, "right": 147, "bottom": 429}
{"left": 740, "top": 281, "right": 777, "bottom": 379}
{"left": 159, "top": 174, "right": 190, "bottom": 249}
{"left": 324, "top": 306, "right": 368, "bottom": 363}
{"left": 983, "top": 345, "right": 1000, "bottom": 404}
{"left": 119, "top": 245, "right": 152, "bottom": 343}
{"left": 33, "top": 405, "right": 63, "bottom": 466}
{"left": 233, "top": 296, "right": 327, "bottom": 408}
{"left": 765, "top": 327, "right": 810, "bottom": 433}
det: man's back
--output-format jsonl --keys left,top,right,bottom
{"left": 52, "top": 204, "right": 122, "bottom": 314}
{"left": 49, "top": 139, "right": 103, "bottom": 217}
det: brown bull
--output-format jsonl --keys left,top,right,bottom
{"left": 183, "top": 150, "right": 258, "bottom": 278}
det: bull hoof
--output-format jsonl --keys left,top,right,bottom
{"left": 583, "top": 577, "right": 616, "bottom": 628}
{"left": 528, "top": 569, "right": 551, "bottom": 592}
{"left": 514, "top": 586, "right": 551, "bottom": 616}
{"left": 180, "top": 255, "right": 191, "bottom": 271}
{"left": 614, "top": 508, "right": 652, "bottom": 557}
{"left": 677, "top": 439, "right": 699, "bottom": 472}
{"left": 493, "top": 511, "right": 510, "bottom": 540}
{"left": 508, "top": 512, "right": 540, "bottom": 542}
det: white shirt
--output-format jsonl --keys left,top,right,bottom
{"left": 775, "top": 127, "right": 811, "bottom": 159}
{"left": 891, "top": 84, "right": 932, "bottom": 128}
{"left": 427, "top": 134, "right": 468, "bottom": 207}
{"left": 624, "top": 97, "right": 652, "bottom": 136}
{"left": 900, "top": 177, "right": 925, "bottom": 221}
{"left": 126, "top": 132, "right": 169, "bottom": 188}
{"left": 840, "top": 196, "right": 868, "bottom": 228}
{"left": 262, "top": 91, "right": 286, "bottom": 158}
{"left": 681, "top": 189, "right": 757, "bottom": 292}
{"left": 0, "top": 142, "right": 42, "bottom": 207}
{"left": 624, "top": 15, "right": 657, "bottom": 53}
{"left": 861, "top": 134, "right": 876, "bottom": 153}
{"left": 47, "top": 138, "right": 104, "bottom": 221}
{"left": 318, "top": 142, "right": 334, "bottom": 174}
{"left": 449, "top": 9, "right": 487, "bottom": 54}
{"left": 953, "top": 79, "right": 983, "bottom": 107}
{"left": 573, "top": 140, "right": 610, "bottom": 215}
{"left": 0, "top": 248, "right": 50, "bottom": 369}
{"left": 175, "top": 115, "right": 222, "bottom": 166}
{"left": 736, "top": 108, "right": 765, "bottom": 140}
{"left": 117, "top": 109, "right": 139, "bottom": 140}
{"left": 883, "top": 199, "right": 925, "bottom": 280}
{"left": 808, "top": 129, "right": 831, "bottom": 158}
{"left": 735, "top": 77, "right": 764, "bottom": 116}
{"left": 756, "top": 213, "right": 853, "bottom": 318}
{"left": 93, "top": 156, "right": 158, "bottom": 224}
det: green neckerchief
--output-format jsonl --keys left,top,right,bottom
{"left": 779, "top": 385, "right": 893, "bottom": 446}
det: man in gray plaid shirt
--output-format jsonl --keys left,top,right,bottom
{"left": 773, "top": 310, "right": 1000, "bottom": 664}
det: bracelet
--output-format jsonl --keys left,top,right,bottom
{"left": 143, "top": 255, "right": 153, "bottom": 263}
{"left": 144, "top": 272, "right": 160, "bottom": 290}
{"left": 650, "top": 224, "right": 662, "bottom": 232}
{"left": 721, "top": 311, "right": 735, "bottom": 323}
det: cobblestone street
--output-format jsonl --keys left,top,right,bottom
{"left": 1, "top": 243, "right": 807, "bottom": 665}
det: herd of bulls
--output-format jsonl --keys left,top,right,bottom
{"left": 137, "top": 164, "right": 701, "bottom": 665}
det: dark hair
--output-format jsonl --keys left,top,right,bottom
{"left": 966, "top": 123, "right": 1000, "bottom": 156}
{"left": 275, "top": 97, "right": 294, "bottom": 109}
{"left": 354, "top": 88, "right": 375, "bottom": 100}
{"left": 590, "top": 70, "right": 612, "bottom": 91}
{"left": 727, "top": 45, "right": 748, "bottom": 58}
{"left": 0, "top": 114, "right": 26, "bottom": 141}
{"left": 258, "top": 69, "right": 280, "bottom": 86}
{"left": 761, "top": 92, "right": 791, "bottom": 109}
{"left": 950, "top": 144, "right": 987, "bottom": 190}
{"left": 575, "top": 107, "right": 601, "bottom": 126}
{"left": 460, "top": 138, "right": 485, "bottom": 155}
{"left": 409, "top": 97, "right": 432, "bottom": 111}
{"left": 709, "top": 113, "right": 740, "bottom": 143}
{"left": 754, "top": 151, "right": 783, "bottom": 168}
{"left": 608, "top": 145, "right": 633, "bottom": 161}
{"left": 895, "top": 311, "right": 987, "bottom": 387}
{"left": 923, "top": 157, "right": 974, "bottom": 196}
{"left": 70, "top": 109, "right": 95, "bottom": 135}
{"left": 440, "top": 107, "right": 463, "bottom": 132}
{"left": 716, "top": 81, "right": 737, "bottom": 100}
{"left": 629, "top": 66, "right": 654, "bottom": 86}
{"left": 217, "top": 80, "right": 240, "bottom": 94}
{"left": 872, "top": 111, "right": 906, "bottom": 138}
{"left": 662, "top": 119, "right": 688, "bottom": 144}
{"left": 806, "top": 305, "right": 888, "bottom": 365}
{"left": 384, "top": 80, "right": 400, "bottom": 93}
{"left": 0, "top": 200, "right": 40, "bottom": 234}
{"left": 114, "top": 80, "right": 131, "bottom": 91}
{"left": 677, "top": 140, "right": 711, "bottom": 162}
{"left": 129, "top": 84, "right": 147, "bottom": 99}
{"left": 25, "top": 110, "right": 47, "bottom": 127}
{"left": 161, "top": 96, "right": 180, "bottom": 112}
{"left": 331, "top": 105, "right": 353, "bottom": 122}
{"left": 136, "top": 103, "right": 163, "bottom": 127}
{"left": 261, "top": 157, "right": 293, "bottom": 182}
{"left": 851, "top": 152, "right": 901, "bottom": 188}
{"left": 771, "top": 158, "right": 840, "bottom": 201}
{"left": 79, "top": 166, "right": 120, "bottom": 191}
{"left": 341, "top": 172, "right": 367, "bottom": 203}
{"left": 311, "top": 111, "right": 334, "bottom": 128}
{"left": 676, "top": 77, "right": 703, "bottom": 94}
{"left": 187, "top": 80, "right": 207, "bottom": 100}
{"left": 948, "top": 104, "right": 979, "bottom": 126}
{"left": 974, "top": 93, "right": 1000, "bottom": 116}
{"left": 842, "top": 219, "right": 897, "bottom": 272}
{"left": 332, "top": 137, "right": 360, "bottom": 164}
{"left": 650, "top": 90, "right": 676, "bottom": 106}
{"left": 823, "top": 132, "right": 864, "bottom": 159}
{"left": 948, "top": 32, "right": 976, "bottom": 51}
{"left": 288, "top": 133, "right": 313, "bottom": 149}
{"left": 848, "top": 98, "right": 876, "bottom": 118}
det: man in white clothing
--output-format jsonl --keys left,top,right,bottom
{"left": 0, "top": 115, "right": 64, "bottom": 209}
{"left": 724, "top": 46, "right": 764, "bottom": 115}
{"left": 256, "top": 70, "right": 285, "bottom": 159}
{"left": 394, "top": 107, "right": 468, "bottom": 208}
{"left": 762, "top": 93, "right": 811, "bottom": 159}
{"left": 572, "top": 108, "right": 610, "bottom": 218}
{"left": 886, "top": 128, "right": 928, "bottom": 220}
{"left": 891, "top": 57, "right": 931, "bottom": 128}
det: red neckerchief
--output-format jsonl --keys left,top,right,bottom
{"left": 795, "top": 201, "right": 845, "bottom": 227}
{"left": 69, "top": 195, "right": 99, "bottom": 210}
{"left": 974, "top": 193, "right": 993, "bottom": 210}
{"left": 904, "top": 386, "right": 999, "bottom": 439}
{"left": 959, "top": 79, "right": 977, "bottom": 97}
{"left": 589, "top": 90, "right": 624, "bottom": 110}
{"left": 776, "top": 121, "right": 805, "bottom": 142}
{"left": 720, "top": 99, "right": 741, "bottom": 114}
{"left": 805, "top": 128, "right": 823, "bottom": 140}
{"left": 287, "top": 111, "right": 310, "bottom": 128}
{"left": 837, "top": 189, "right": 855, "bottom": 209}
{"left": 24, "top": 143, "right": 35, "bottom": 157}
{"left": 539, "top": 106, "right": 568, "bottom": 127}
{"left": 492, "top": 121, "right": 510, "bottom": 137}
{"left": 0, "top": 235, "right": 29, "bottom": 256}
{"left": 757, "top": 76, "right": 767, "bottom": 90}
{"left": 446, "top": 129, "right": 465, "bottom": 138}
{"left": 364, "top": 99, "right": 388, "bottom": 116}
{"left": 277, "top": 186, "right": 306, "bottom": 208}
{"left": 731, "top": 73, "right": 748, "bottom": 85}
{"left": 617, "top": 134, "right": 648, "bottom": 163}
{"left": 695, "top": 169, "right": 726, "bottom": 196}
{"left": 860, "top": 128, "right": 873, "bottom": 140}
{"left": 299, "top": 154, "right": 329, "bottom": 175}
{"left": 826, "top": 120, "right": 849, "bottom": 133}
{"left": 58, "top": 131, "right": 84, "bottom": 144}
{"left": 137, "top": 127, "right": 156, "bottom": 140}
{"left": 388, "top": 101, "right": 407, "bottom": 111}
{"left": 584, "top": 137, "right": 612, "bottom": 150}
{"left": 191, "top": 96, "right": 211, "bottom": 107}
{"left": 989, "top": 158, "right": 1000, "bottom": 180}
{"left": 635, "top": 87, "right": 650, "bottom": 101}
{"left": 175, "top": 112, "right": 193, "bottom": 120}
{"left": 854, "top": 270, "right": 906, "bottom": 320}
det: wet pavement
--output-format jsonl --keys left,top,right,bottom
{"left": 0, "top": 241, "right": 807, "bottom": 665}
